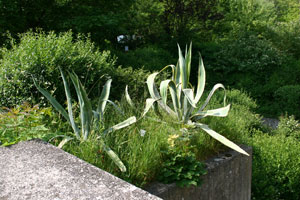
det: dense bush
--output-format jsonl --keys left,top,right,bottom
{"left": 0, "top": 31, "right": 149, "bottom": 106}
{"left": 115, "top": 45, "right": 175, "bottom": 71}
{"left": 274, "top": 115, "right": 300, "bottom": 140}
{"left": 274, "top": 85, "right": 300, "bottom": 119}
{"left": 251, "top": 132, "right": 300, "bottom": 200}
{"left": 0, "top": 103, "right": 58, "bottom": 146}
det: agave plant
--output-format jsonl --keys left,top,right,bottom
{"left": 145, "top": 43, "right": 249, "bottom": 156}
{"left": 33, "top": 68, "right": 137, "bottom": 172}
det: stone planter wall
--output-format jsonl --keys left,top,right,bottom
{"left": 0, "top": 140, "right": 252, "bottom": 200}
{"left": 146, "top": 145, "right": 252, "bottom": 200}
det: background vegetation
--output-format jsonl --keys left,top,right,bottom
{"left": 1, "top": 0, "right": 300, "bottom": 199}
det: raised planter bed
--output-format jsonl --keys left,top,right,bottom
{"left": 146, "top": 145, "right": 252, "bottom": 200}
{"left": 0, "top": 140, "right": 251, "bottom": 200}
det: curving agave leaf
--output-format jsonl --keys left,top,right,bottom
{"left": 198, "top": 83, "right": 227, "bottom": 112}
{"left": 101, "top": 141, "right": 127, "bottom": 172}
{"left": 195, "top": 123, "right": 249, "bottom": 156}
{"left": 192, "top": 104, "right": 231, "bottom": 120}
{"left": 194, "top": 53, "right": 206, "bottom": 103}
{"left": 59, "top": 67, "right": 80, "bottom": 139}
{"left": 125, "top": 85, "right": 134, "bottom": 108}
{"left": 69, "top": 72, "right": 93, "bottom": 140}
{"left": 97, "top": 79, "right": 112, "bottom": 118}
{"left": 33, "top": 78, "right": 69, "bottom": 123}
{"left": 103, "top": 116, "right": 137, "bottom": 135}
{"left": 141, "top": 98, "right": 158, "bottom": 118}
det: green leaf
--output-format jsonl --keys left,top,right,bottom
{"left": 103, "top": 116, "right": 137, "bottom": 135}
{"left": 194, "top": 53, "right": 206, "bottom": 103}
{"left": 32, "top": 78, "right": 69, "bottom": 122}
{"left": 69, "top": 72, "right": 93, "bottom": 140}
{"left": 185, "top": 42, "right": 192, "bottom": 83}
{"left": 142, "top": 98, "right": 157, "bottom": 118}
{"left": 101, "top": 141, "right": 126, "bottom": 172}
{"left": 147, "top": 72, "right": 161, "bottom": 100}
{"left": 97, "top": 79, "right": 112, "bottom": 118}
{"left": 58, "top": 136, "right": 73, "bottom": 149}
{"left": 177, "top": 44, "right": 187, "bottom": 89}
{"left": 195, "top": 123, "right": 249, "bottom": 156}
{"left": 59, "top": 67, "right": 80, "bottom": 139}
{"left": 192, "top": 104, "right": 231, "bottom": 120}
{"left": 125, "top": 85, "right": 134, "bottom": 107}
{"left": 198, "top": 83, "right": 227, "bottom": 112}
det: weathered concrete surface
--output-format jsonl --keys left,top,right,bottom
{"left": 0, "top": 139, "right": 161, "bottom": 200}
{"left": 146, "top": 145, "right": 252, "bottom": 200}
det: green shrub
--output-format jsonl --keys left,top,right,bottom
{"left": 115, "top": 45, "right": 175, "bottom": 71}
{"left": 0, "top": 103, "right": 57, "bottom": 146}
{"left": 274, "top": 85, "right": 300, "bottom": 119}
{"left": 159, "top": 150, "right": 206, "bottom": 187}
{"left": 251, "top": 132, "right": 300, "bottom": 200}
{"left": 196, "top": 35, "right": 283, "bottom": 109}
{"left": 0, "top": 31, "right": 149, "bottom": 106}
{"left": 274, "top": 115, "right": 300, "bottom": 140}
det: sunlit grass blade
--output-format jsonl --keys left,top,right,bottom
{"left": 195, "top": 123, "right": 249, "bottom": 156}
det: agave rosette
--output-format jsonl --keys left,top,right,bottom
{"left": 145, "top": 43, "right": 249, "bottom": 156}
{"left": 33, "top": 68, "right": 137, "bottom": 172}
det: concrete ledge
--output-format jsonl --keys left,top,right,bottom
{"left": 146, "top": 145, "right": 252, "bottom": 200}
{"left": 0, "top": 139, "right": 161, "bottom": 200}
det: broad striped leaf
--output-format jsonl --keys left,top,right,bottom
{"left": 147, "top": 72, "right": 161, "bottom": 100}
{"left": 194, "top": 53, "right": 206, "bottom": 103}
{"left": 103, "top": 116, "right": 137, "bottom": 135}
{"left": 198, "top": 83, "right": 226, "bottom": 112}
{"left": 97, "top": 79, "right": 112, "bottom": 117}
{"left": 195, "top": 123, "right": 249, "bottom": 156}
{"left": 185, "top": 42, "right": 192, "bottom": 83}
{"left": 59, "top": 67, "right": 80, "bottom": 139}
{"left": 183, "top": 88, "right": 197, "bottom": 108}
{"left": 69, "top": 72, "right": 93, "bottom": 140}
{"left": 177, "top": 44, "right": 187, "bottom": 89}
{"left": 101, "top": 141, "right": 126, "bottom": 172}
{"left": 33, "top": 78, "right": 69, "bottom": 122}
{"left": 192, "top": 104, "right": 231, "bottom": 120}
{"left": 125, "top": 85, "right": 134, "bottom": 107}
{"left": 142, "top": 98, "right": 157, "bottom": 118}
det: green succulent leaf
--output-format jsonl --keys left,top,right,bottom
{"left": 32, "top": 78, "right": 70, "bottom": 123}
{"left": 103, "top": 116, "right": 137, "bottom": 135}
{"left": 59, "top": 67, "right": 80, "bottom": 139}
{"left": 195, "top": 123, "right": 249, "bottom": 156}
{"left": 125, "top": 85, "right": 134, "bottom": 108}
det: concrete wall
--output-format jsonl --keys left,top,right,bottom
{"left": 146, "top": 145, "right": 252, "bottom": 200}
{"left": 0, "top": 139, "right": 252, "bottom": 200}
{"left": 0, "top": 139, "right": 161, "bottom": 200}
